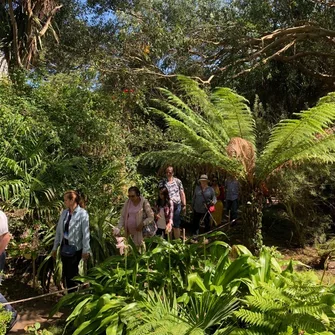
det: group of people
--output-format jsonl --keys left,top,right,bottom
{"left": 113, "top": 165, "right": 187, "bottom": 245}
{"left": 0, "top": 166, "right": 240, "bottom": 331}
{"left": 114, "top": 166, "right": 240, "bottom": 247}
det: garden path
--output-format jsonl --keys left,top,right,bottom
{"left": 2, "top": 279, "right": 65, "bottom": 334}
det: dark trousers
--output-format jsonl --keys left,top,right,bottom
{"left": 173, "top": 202, "right": 182, "bottom": 228}
{"left": 156, "top": 228, "right": 168, "bottom": 240}
{"left": 61, "top": 250, "right": 82, "bottom": 289}
{"left": 192, "top": 211, "right": 210, "bottom": 235}
{"left": 226, "top": 199, "right": 238, "bottom": 221}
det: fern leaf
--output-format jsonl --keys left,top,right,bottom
{"left": 258, "top": 94, "right": 335, "bottom": 180}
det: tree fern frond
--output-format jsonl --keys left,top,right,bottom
{"left": 141, "top": 143, "right": 243, "bottom": 177}
{"left": 211, "top": 87, "right": 256, "bottom": 145}
{"left": 258, "top": 132, "right": 335, "bottom": 179}
{"left": 149, "top": 107, "right": 224, "bottom": 158}
{"left": 258, "top": 94, "right": 335, "bottom": 180}
{"left": 289, "top": 134, "right": 335, "bottom": 164}
{"left": 226, "top": 330, "right": 268, "bottom": 335}
{"left": 144, "top": 77, "right": 255, "bottom": 176}
{"left": 175, "top": 75, "right": 213, "bottom": 116}
{"left": 151, "top": 96, "right": 229, "bottom": 147}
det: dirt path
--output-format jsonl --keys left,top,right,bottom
{"left": 2, "top": 278, "right": 66, "bottom": 334}
{"left": 9, "top": 302, "right": 64, "bottom": 334}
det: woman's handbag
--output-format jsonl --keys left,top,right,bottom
{"left": 60, "top": 244, "right": 77, "bottom": 257}
{"left": 142, "top": 201, "right": 157, "bottom": 238}
{"left": 208, "top": 205, "right": 215, "bottom": 213}
{"left": 142, "top": 220, "right": 157, "bottom": 238}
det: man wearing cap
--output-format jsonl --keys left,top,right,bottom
{"left": 159, "top": 166, "right": 186, "bottom": 239}
{"left": 192, "top": 174, "right": 217, "bottom": 235}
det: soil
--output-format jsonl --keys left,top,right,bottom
{"left": 1, "top": 278, "right": 66, "bottom": 334}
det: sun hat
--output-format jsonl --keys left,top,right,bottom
{"left": 199, "top": 174, "right": 209, "bottom": 182}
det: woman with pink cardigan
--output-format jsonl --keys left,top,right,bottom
{"left": 114, "top": 186, "right": 154, "bottom": 247}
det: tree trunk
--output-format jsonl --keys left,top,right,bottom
{"left": 240, "top": 187, "right": 264, "bottom": 254}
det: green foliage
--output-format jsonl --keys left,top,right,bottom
{"left": 51, "top": 242, "right": 335, "bottom": 335}
{"left": 0, "top": 71, "right": 153, "bottom": 289}
{"left": 0, "top": 306, "right": 12, "bottom": 335}
{"left": 257, "top": 93, "right": 335, "bottom": 181}
{"left": 24, "top": 322, "right": 53, "bottom": 335}
{"left": 88, "top": 208, "right": 118, "bottom": 266}
{"left": 231, "top": 277, "right": 335, "bottom": 335}
{"left": 269, "top": 166, "right": 333, "bottom": 247}
{"left": 51, "top": 236, "right": 245, "bottom": 334}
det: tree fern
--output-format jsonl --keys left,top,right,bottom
{"left": 142, "top": 76, "right": 255, "bottom": 177}
{"left": 143, "top": 76, "right": 335, "bottom": 251}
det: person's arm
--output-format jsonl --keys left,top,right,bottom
{"left": 179, "top": 180, "right": 186, "bottom": 211}
{"left": 180, "top": 190, "right": 186, "bottom": 208}
{"left": 212, "top": 188, "right": 217, "bottom": 204}
{"left": 168, "top": 200, "right": 174, "bottom": 225}
{"left": 0, "top": 233, "right": 10, "bottom": 255}
{"left": 81, "top": 211, "right": 90, "bottom": 260}
{"left": 143, "top": 200, "right": 154, "bottom": 226}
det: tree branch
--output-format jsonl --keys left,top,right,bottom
{"left": 8, "top": 0, "right": 23, "bottom": 68}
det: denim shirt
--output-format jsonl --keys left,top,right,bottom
{"left": 225, "top": 179, "right": 239, "bottom": 201}
{"left": 52, "top": 205, "right": 91, "bottom": 254}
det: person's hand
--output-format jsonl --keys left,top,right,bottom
{"left": 113, "top": 227, "right": 120, "bottom": 236}
{"left": 165, "top": 222, "right": 172, "bottom": 234}
{"left": 155, "top": 213, "right": 161, "bottom": 220}
{"left": 182, "top": 205, "right": 186, "bottom": 214}
{"left": 51, "top": 250, "right": 57, "bottom": 259}
{"left": 82, "top": 253, "right": 90, "bottom": 261}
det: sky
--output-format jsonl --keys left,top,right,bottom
{"left": 78, "top": 0, "right": 116, "bottom": 25}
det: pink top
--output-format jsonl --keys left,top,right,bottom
{"left": 127, "top": 201, "right": 142, "bottom": 234}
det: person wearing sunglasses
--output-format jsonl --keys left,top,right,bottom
{"left": 114, "top": 186, "right": 154, "bottom": 247}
